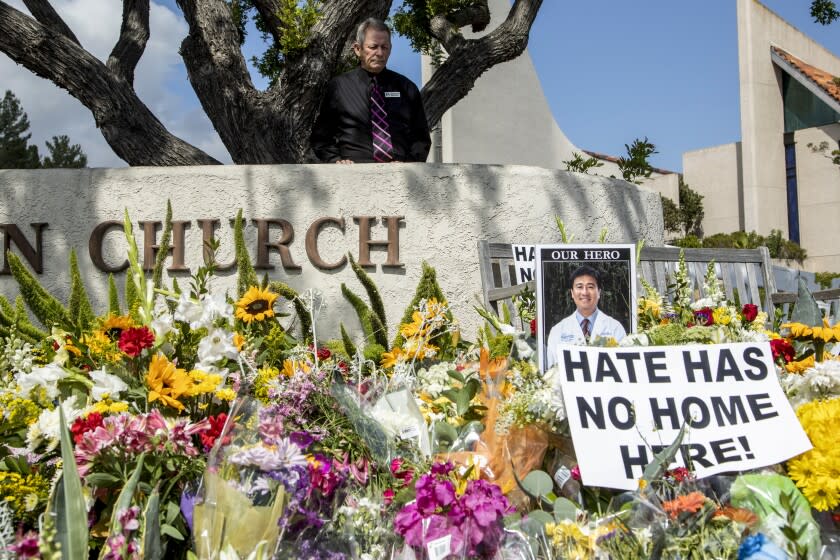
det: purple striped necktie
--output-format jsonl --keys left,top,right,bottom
{"left": 370, "top": 77, "right": 394, "bottom": 162}
{"left": 581, "top": 318, "right": 591, "bottom": 338}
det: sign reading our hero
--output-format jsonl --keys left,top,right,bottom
{"left": 558, "top": 342, "right": 812, "bottom": 490}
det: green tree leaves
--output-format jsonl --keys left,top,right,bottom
{"left": 0, "top": 90, "right": 87, "bottom": 169}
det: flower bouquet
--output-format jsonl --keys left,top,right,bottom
{"left": 191, "top": 397, "right": 296, "bottom": 559}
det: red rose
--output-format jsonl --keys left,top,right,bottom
{"left": 316, "top": 347, "right": 331, "bottom": 360}
{"left": 741, "top": 304, "right": 759, "bottom": 323}
{"left": 118, "top": 326, "right": 155, "bottom": 357}
{"left": 770, "top": 338, "right": 795, "bottom": 364}
{"left": 530, "top": 318, "right": 537, "bottom": 337}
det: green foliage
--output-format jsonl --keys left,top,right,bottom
{"left": 663, "top": 178, "right": 704, "bottom": 238}
{"left": 0, "top": 295, "right": 45, "bottom": 344}
{"left": 108, "top": 274, "right": 122, "bottom": 315}
{"left": 152, "top": 201, "right": 174, "bottom": 290}
{"left": 240, "top": 0, "right": 322, "bottom": 85}
{"left": 6, "top": 251, "right": 73, "bottom": 330}
{"left": 51, "top": 406, "right": 89, "bottom": 559}
{"left": 661, "top": 195, "right": 680, "bottom": 234}
{"left": 392, "top": 261, "right": 449, "bottom": 348}
{"left": 811, "top": 0, "right": 840, "bottom": 24}
{"left": 41, "top": 135, "right": 87, "bottom": 168}
{"left": 268, "top": 281, "right": 312, "bottom": 343}
{"left": 339, "top": 254, "right": 389, "bottom": 349}
{"left": 393, "top": 0, "right": 478, "bottom": 55}
{"left": 234, "top": 209, "right": 258, "bottom": 297}
{"left": 562, "top": 152, "right": 604, "bottom": 174}
{"left": 339, "top": 323, "right": 357, "bottom": 358}
{"left": 808, "top": 140, "right": 840, "bottom": 165}
{"left": 68, "top": 250, "right": 94, "bottom": 331}
{"left": 0, "top": 90, "right": 86, "bottom": 169}
{"left": 764, "top": 229, "right": 808, "bottom": 263}
{"left": 672, "top": 229, "right": 807, "bottom": 264}
{"left": 348, "top": 254, "right": 387, "bottom": 337}
{"left": 616, "top": 137, "right": 657, "bottom": 184}
{"left": 277, "top": 0, "right": 321, "bottom": 54}
{"left": 340, "top": 282, "right": 381, "bottom": 348}
{"left": 815, "top": 271, "right": 840, "bottom": 289}
{"left": 0, "top": 90, "right": 40, "bottom": 169}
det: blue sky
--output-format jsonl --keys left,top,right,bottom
{"left": 6, "top": 0, "right": 840, "bottom": 170}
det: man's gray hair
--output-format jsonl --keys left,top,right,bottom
{"left": 355, "top": 17, "right": 391, "bottom": 45}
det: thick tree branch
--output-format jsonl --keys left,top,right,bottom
{"left": 422, "top": 0, "right": 542, "bottom": 126}
{"left": 250, "top": 0, "right": 283, "bottom": 44}
{"left": 0, "top": 1, "right": 219, "bottom": 165}
{"left": 21, "top": 0, "right": 79, "bottom": 45}
{"left": 107, "top": 0, "right": 150, "bottom": 86}
{"left": 429, "top": 14, "right": 465, "bottom": 53}
{"left": 177, "top": 0, "right": 277, "bottom": 162}
{"left": 447, "top": 1, "right": 490, "bottom": 32}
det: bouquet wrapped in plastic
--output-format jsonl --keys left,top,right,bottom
{"left": 192, "top": 397, "right": 300, "bottom": 559}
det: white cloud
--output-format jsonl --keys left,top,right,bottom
{"left": 0, "top": 0, "right": 231, "bottom": 166}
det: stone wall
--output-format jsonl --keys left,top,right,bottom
{"left": 0, "top": 163, "right": 664, "bottom": 341}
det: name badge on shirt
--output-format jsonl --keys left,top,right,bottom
{"left": 384, "top": 91, "right": 401, "bottom": 98}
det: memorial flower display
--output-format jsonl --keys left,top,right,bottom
{"left": 0, "top": 214, "right": 837, "bottom": 559}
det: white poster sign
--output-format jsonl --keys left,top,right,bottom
{"left": 557, "top": 342, "right": 812, "bottom": 490}
{"left": 511, "top": 244, "right": 535, "bottom": 284}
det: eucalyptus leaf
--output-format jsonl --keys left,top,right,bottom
{"left": 553, "top": 497, "right": 578, "bottom": 521}
{"left": 522, "top": 470, "right": 554, "bottom": 499}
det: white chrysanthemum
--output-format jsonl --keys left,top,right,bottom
{"left": 89, "top": 368, "right": 129, "bottom": 401}
{"left": 16, "top": 362, "right": 68, "bottom": 399}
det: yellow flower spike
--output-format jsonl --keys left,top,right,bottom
{"left": 235, "top": 286, "right": 279, "bottom": 323}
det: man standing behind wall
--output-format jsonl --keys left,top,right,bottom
{"left": 311, "top": 18, "right": 431, "bottom": 164}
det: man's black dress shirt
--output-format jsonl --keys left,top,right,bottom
{"left": 311, "top": 67, "right": 431, "bottom": 163}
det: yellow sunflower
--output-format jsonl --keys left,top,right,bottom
{"left": 235, "top": 287, "right": 278, "bottom": 323}
{"left": 100, "top": 314, "right": 135, "bottom": 341}
{"left": 146, "top": 353, "right": 192, "bottom": 411}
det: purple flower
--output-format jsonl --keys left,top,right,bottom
{"left": 289, "top": 431, "right": 314, "bottom": 449}
{"left": 693, "top": 307, "right": 715, "bottom": 326}
{"left": 180, "top": 488, "right": 198, "bottom": 531}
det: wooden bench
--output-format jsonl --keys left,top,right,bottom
{"left": 478, "top": 241, "right": 778, "bottom": 327}
{"left": 772, "top": 288, "right": 840, "bottom": 324}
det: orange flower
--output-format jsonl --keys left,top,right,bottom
{"left": 714, "top": 506, "right": 758, "bottom": 526}
{"left": 662, "top": 491, "right": 707, "bottom": 519}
